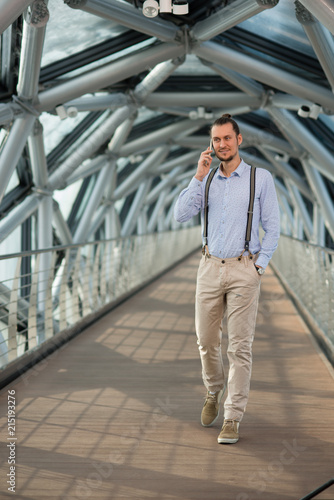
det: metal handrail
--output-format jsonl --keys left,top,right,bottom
{"left": 271, "top": 233, "right": 334, "bottom": 363}
{"left": 276, "top": 234, "right": 334, "bottom": 256}
{"left": 0, "top": 228, "right": 201, "bottom": 373}
{"left": 1, "top": 230, "right": 333, "bottom": 379}
{"left": 299, "top": 478, "right": 334, "bottom": 500}
{"left": 0, "top": 231, "right": 181, "bottom": 260}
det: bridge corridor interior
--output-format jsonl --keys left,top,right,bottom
{"left": 0, "top": 0, "right": 334, "bottom": 499}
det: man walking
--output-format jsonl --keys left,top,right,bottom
{"left": 174, "top": 114, "right": 280, "bottom": 444}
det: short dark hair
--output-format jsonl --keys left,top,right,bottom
{"left": 210, "top": 113, "right": 240, "bottom": 137}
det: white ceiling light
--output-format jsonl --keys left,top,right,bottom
{"left": 172, "top": 1, "right": 189, "bottom": 15}
{"left": 160, "top": 0, "right": 172, "bottom": 13}
{"left": 142, "top": 0, "right": 189, "bottom": 17}
{"left": 143, "top": 0, "right": 159, "bottom": 17}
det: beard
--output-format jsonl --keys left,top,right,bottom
{"left": 215, "top": 150, "right": 237, "bottom": 163}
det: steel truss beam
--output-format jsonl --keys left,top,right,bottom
{"left": 60, "top": 91, "right": 261, "bottom": 114}
{"left": 73, "top": 159, "right": 117, "bottom": 244}
{"left": 121, "top": 179, "right": 152, "bottom": 237}
{"left": 0, "top": 104, "right": 17, "bottom": 125}
{"left": 268, "top": 107, "right": 334, "bottom": 183}
{"left": 1, "top": 22, "right": 21, "bottom": 97}
{"left": 17, "top": 2, "right": 49, "bottom": 100}
{"left": 0, "top": 114, "right": 36, "bottom": 204}
{"left": 201, "top": 61, "right": 264, "bottom": 98}
{"left": 147, "top": 189, "right": 170, "bottom": 233}
{"left": 74, "top": 57, "right": 181, "bottom": 240}
{"left": 66, "top": 155, "right": 107, "bottom": 187}
{"left": 285, "top": 180, "right": 313, "bottom": 241}
{"left": 133, "top": 58, "right": 183, "bottom": 104}
{"left": 155, "top": 106, "right": 254, "bottom": 120}
{"left": 296, "top": 1, "right": 334, "bottom": 91}
{"left": 28, "top": 120, "right": 52, "bottom": 306}
{"left": 48, "top": 107, "right": 135, "bottom": 192}
{"left": 145, "top": 166, "right": 186, "bottom": 206}
{"left": 191, "top": 0, "right": 279, "bottom": 42}
{"left": 36, "top": 43, "right": 185, "bottom": 112}
{"left": 194, "top": 41, "right": 334, "bottom": 112}
{"left": 156, "top": 151, "right": 199, "bottom": 175}
{"left": 119, "top": 118, "right": 207, "bottom": 157}
{"left": 313, "top": 204, "right": 325, "bottom": 246}
{"left": 113, "top": 146, "right": 170, "bottom": 201}
{"left": 53, "top": 201, "right": 73, "bottom": 245}
{"left": 39, "top": 30, "right": 150, "bottom": 83}
{"left": 297, "top": 0, "right": 334, "bottom": 36}
{"left": 301, "top": 158, "right": 334, "bottom": 241}
{"left": 275, "top": 184, "right": 294, "bottom": 235}
{"left": 145, "top": 92, "right": 261, "bottom": 109}
{"left": 137, "top": 210, "right": 148, "bottom": 235}
{"left": 74, "top": 115, "right": 136, "bottom": 243}
{"left": 258, "top": 147, "right": 314, "bottom": 201}
{"left": 0, "top": 0, "right": 32, "bottom": 35}
{"left": 64, "top": 94, "right": 129, "bottom": 113}
{"left": 269, "top": 93, "right": 313, "bottom": 111}
{"left": 0, "top": 194, "right": 41, "bottom": 243}
{"left": 164, "top": 185, "right": 188, "bottom": 232}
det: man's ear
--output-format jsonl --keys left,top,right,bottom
{"left": 237, "top": 134, "right": 243, "bottom": 146}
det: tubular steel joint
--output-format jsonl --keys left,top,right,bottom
{"left": 174, "top": 28, "right": 185, "bottom": 45}
{"left": 64, "top": 0, "right": 87, "bottom": 7}
{"left": 32, "top": 187, "right": 52, "bottom": 196}
{"left": 101, "top": 198, "right": 113, "bottom": 207}
{"left": 12, "top": 96, "right": 40, "bottom": 117}
{"left": 26, "top": 0, "right": 50, "bottom": 28}
{"left": 31, "top": 120, "right": 44, "bottom": 136}
{"left": 260, "top": 90, "right": 272, "bottom": 109}
{"left": 172, "top": 55, "right": 186, "bottom": 66}
{"left": 256, "top": 0, "right": 279, "bottom": 7}
{"left": 106, "top": 151, "right": 119, "bottom": 161}
{"left": 0, "top": 104, "right": 24, "bottom": 124}
{"left": 128, "top": 90, "right": 141, "bottom": 107}
{"left": 300, "top": 151, "right": 311, "bottom": 161}
{"left": 294, "top": 0, "right": 315, "bottom": 24}
{"left": 181, "top": 26, "right": 190, "bottom": 54}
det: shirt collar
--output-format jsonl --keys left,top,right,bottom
{"left": 217, "top": 159, "right": 248, "bottom": 178}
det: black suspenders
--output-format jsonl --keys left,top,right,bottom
{"left": 202, "top": 165, "right": 256, "bottom": 257}
{"left": 202, "top": 167, "right": 218, "bottom": 255}
{"left": 245, "top": 165, "right": 256, "bottom": 253}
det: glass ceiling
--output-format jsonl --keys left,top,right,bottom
{"left": 41, "top": 0, "right": 127, "bottom": 66}
{"left": 240, "top": 0, "right": 316, "bottom": 57}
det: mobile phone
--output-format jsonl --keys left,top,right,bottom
{"left": 209, "top": 139, "right": 214, "bottom": 156}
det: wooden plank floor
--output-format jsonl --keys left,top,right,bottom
{"left": 1, "top": 252, "right": 334, "bottom": 500}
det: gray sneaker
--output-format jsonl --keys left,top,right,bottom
{"left": 201, "top": 388, "right": 225, "bottom": 427}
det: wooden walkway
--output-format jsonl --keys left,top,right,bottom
{"left": 1, "top": 252, "right": 334, "bottom": 500}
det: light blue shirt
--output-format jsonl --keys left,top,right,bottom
{"left": 174, "top": 159, "right": 280, "bottom": 269}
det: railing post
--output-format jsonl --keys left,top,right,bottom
{"left": 8, "top": 258, "right": 21, "bottom": 362}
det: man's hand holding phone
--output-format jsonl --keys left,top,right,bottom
{"left": 195, "top": 142, "right": 214, "bottom": 182}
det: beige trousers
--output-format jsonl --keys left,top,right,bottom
{"left": 195, "top": 253, "right": 261, "bottom": 422}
